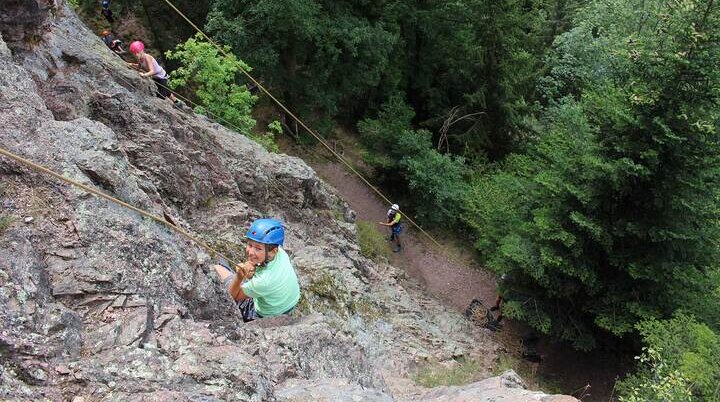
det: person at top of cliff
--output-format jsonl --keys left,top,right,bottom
{"left": 213, "top": 218, "right": 301, "bottom": 322}
{"left": 378, "top": 203, "right": 402, "bottom": 252}
{"left": 101, "top": 30, "right": 124, "bottom": 55}
{"left": 100, "top": 0, "right": 114, "bottom": 23}
{"left": 125, "top": 40, "right": 180, "bottom": 106}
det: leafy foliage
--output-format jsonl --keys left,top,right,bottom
{"left": 165, "top": 34, "right": 278, "bottom": 151}
{"left": 205, "top": 0, "right": 581, "bottom": 157}
{"left": 617, "top": 315, "right": 720, "bottom": 401}
{"left": 463, "top": 0, "right": 720, "bottom": 349}
{"left": 206, "top": 0, "right": 399, "bottom": 121}
{"left": 618, "top": 347, "right": 693, "bottom": 402}
{"left": 358, "top": 96, "right": 468, "bottom": 227}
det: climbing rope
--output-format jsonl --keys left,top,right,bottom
{"left": 5, "top": 21, "right": 460, "bottom": 276}
{"left": 0, "top": 33, "right": 291, "bottom": 274}
{"left": 159, "top": 0, "right": 447, "bottom": 250}
{"left": 0, "top": 146, "right": 238, "bottom": 268}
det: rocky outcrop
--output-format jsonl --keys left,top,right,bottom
{"left": 0, "top": 1, "right": 578, "bottom": 401}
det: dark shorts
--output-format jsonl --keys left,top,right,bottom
{"left": 392, "top": 224, "right": 402, "bottom": 235}
{"left": 152, "top": 76, "right": 171, "bottom": 99}
{"left": 219, "top": 265, "right": 294, "bottom": 322}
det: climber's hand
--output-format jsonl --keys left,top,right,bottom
{"left": 235, "top": 261, "right": 256, "bottom": 280}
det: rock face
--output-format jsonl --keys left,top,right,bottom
{"left": 0, "top": 1, "right": 578, "bottom": 401}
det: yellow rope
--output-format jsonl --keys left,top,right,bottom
{"left": 0, "top": 146, "right": 238, "bottom": 268}
{"left": 159, "top": 0, "right": 445, "bottom": 250}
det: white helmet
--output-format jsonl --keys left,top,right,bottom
{"left": 391, "top": 204, "right": 399, "bottom": 211}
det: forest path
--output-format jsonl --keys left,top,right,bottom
{"left": 313, "top": 162, "right": 498, "bottom": 312}
{"left": 273, "top": 125, "right": 625, "bottom": 400}
{"left": 306, "top": 158, "right": 625, "bottom": 402}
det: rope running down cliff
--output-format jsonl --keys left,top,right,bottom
{"left": 66, "top": 29, "right": 448, "bottom": 254}
{"left": 158, "top": 0, "right": 447, "bottom": 251}
{"left": 0, "top": 33, "right": 290, "bottom": 272}
{"left": 0, "top": 146, "right": 238, "bottom": 268}
{"left": 4, "top": 27, "right": 458, "bottom": 273}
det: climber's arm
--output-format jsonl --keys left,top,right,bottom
{"left": 228, "top": 261, "right": 255, "bottom": 302}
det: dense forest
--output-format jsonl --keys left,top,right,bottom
{"left": 79, "top": 0, "right": 720, "bottom": 399}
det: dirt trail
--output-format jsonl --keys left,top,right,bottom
{"left": 309, "top": 159, "right": 627, "bottom": 402}
{"left": 314, "top": 163, "right": 498, "bottom": 312}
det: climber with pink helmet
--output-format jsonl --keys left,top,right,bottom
{"left": 125, "top": 40, "right": 180, "bottom": 106}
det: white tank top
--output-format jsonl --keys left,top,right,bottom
{"left": 140, "top": 54, "right": 168, "bottom": 80}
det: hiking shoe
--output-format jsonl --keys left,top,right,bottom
{"left": 490, "top": 306, "right": 499, "bottom": 312}
{"left": 393, "top": 246, "right": 401, "bottom": 253}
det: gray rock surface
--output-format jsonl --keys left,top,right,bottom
{"left": 0, "top": 1, "right": 578, "bottom": 401}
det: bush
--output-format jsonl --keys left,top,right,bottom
{"left": 166, "top": 34, "right": 278, "bottom": 152}
{"left": 618, "top": 347, "right": 694, "bottom": 402}
{"left": 358, "top": 95, "right": 469, "bottom": 228}
{"left": 616, "top": 315, "right": 720, "bottom": 401}
{"left": 356, "top": 220, "right": 389, "bottom": 261}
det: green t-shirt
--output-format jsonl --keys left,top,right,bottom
{"left": 241, "top": 247, "right": 300, "bottom": 317}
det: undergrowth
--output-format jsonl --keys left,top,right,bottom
{"left": 356, "top": 220, "right": 389, "bottom": 261}
{"left": 414, "top": 357, "right": 482, "bottom": 387}
{"left": 0, "top": 215, "right": 13, "bottom": 233}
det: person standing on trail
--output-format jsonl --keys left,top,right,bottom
{"left": 213, "top": 218, "right": 300, "bottom": 322}
{"left": 125, "top": 41, "right": 181, "bottom": 106}
{"left": 379, "top": 204, "right": 402, "bottom": 252}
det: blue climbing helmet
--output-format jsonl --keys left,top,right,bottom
{"left": 246, "top": 218, "right": 284, "bottom": 246}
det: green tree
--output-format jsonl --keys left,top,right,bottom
{"left": 359, "top": 95, "right": 468, "bottom": 227}
{"left": 617, "top": 315, "right": 720, "bottom": 401}
{"left": 618, "top": 347, "right": 694, "bottom": 402}
{"left": 166, "top": 34, "right": 278, "bottom": 151}
{"left": 205, "top": 0, "right": 399, "bottom": 121}
{"left": 464, "top": 0, "right": 720, "bottom": 349}
{"left": 204, "top": 0, "right": 581, "bottom": 158}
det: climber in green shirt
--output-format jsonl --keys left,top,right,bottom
{"left": 213, "top": 218, "right": 300, "bottom": 322}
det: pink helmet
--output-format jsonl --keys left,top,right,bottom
{"left": 128, "top": 41, "right": 144, "bottom": 54}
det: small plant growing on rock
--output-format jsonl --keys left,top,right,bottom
{"left": 0, "top": 215, "right": 14, "bottom": 233}
{"left": 414, "top": 357, "right": 482, "bottom": 387}
{"left": 356, "top": 220, "right": 389, "bottom": 261}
